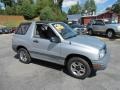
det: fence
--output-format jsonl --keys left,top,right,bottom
{"left": 0, "top": 15, "right": 25, "bottom": 27}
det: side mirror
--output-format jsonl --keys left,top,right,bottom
{"left": 50, "top": 37, "right": 60, "bottom": 43}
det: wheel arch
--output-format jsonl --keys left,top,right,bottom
{"left": 64, "top": 54, "right": 93, "bottom": 69}
{"left": 106, "top": 28, "right": 115, "bottom": 34}
{"left": 17, "top": 45, "right": 28, "bottom": 51}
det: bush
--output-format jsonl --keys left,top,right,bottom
{"left": 1, "top": 5, "right": 22, "bottom": 15}
{"left": 21, "top": 0, "right": 37, "bottom": 20}
{"left": 53, "top": 6, "right": 67, "bottom": 21}
{"left": 40, "top": 6, "right": 56, "bottom": 21}
{"left": 0, "top": 10, "right": 6, "bottom": 15}
{"left": 40, "top": 6, "right": 67, "bottom": 21}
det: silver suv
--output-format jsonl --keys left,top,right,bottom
{"left": 12, "top": 21, "right": 110, "bottom": 79}
{"left": 87, "top": 19, "right": 120, "bottom": 38}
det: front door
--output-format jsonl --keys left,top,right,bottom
{"left": 31, "top": 24, "right": 63, "bottom": 64}
{"left": 93, "top": 20, "right": 106, "bottom": 33}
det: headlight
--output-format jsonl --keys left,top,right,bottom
{"left": 117, "top": 27, "right": 120, "bottom": 31}
{"left": 99, "top": 49, "right": 105, "bottom": 58}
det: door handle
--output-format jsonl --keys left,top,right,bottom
{"left": 33, "top": 40, "right": 39, "bottom": 43}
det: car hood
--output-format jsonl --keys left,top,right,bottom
{"left": 67, "top": 35, "right": 105, "bottom": 49}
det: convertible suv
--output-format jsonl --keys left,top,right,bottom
{"left": 87, "top": 19, "right": 120, "bottom": 38}
{"left": 12, "top": 21, "right": 110, "bottom": 79}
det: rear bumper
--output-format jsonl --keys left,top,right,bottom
{"left": 92, "top": 51, "right": 110, "bottom": 70}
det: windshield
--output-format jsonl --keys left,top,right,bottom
{"left": 52, "top": 22, "right": 78, "bottom": 39}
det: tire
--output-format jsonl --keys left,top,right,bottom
{"left": 107, "top": 30, "right": 115, "bottom": 39}
{"left": 67, "top": 57, "right": 91, "bottom": 79}
{"left": 88, "top": 29, "right": 93, "bottom": 35}
{"left": 18, "top": 48, "right": 31, "bottom": 64}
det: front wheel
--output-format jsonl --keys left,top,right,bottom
{"left": 18, "top": 48, "right": 31, "bottom": 64}
{"left": 107, "top": 30, "right": 115, "bottom": 39}
{"left": 88, "top": 29, "right": 93, "bottom": 35}
{"left": 67, "top": 57, "right": 91, "bottom": 79}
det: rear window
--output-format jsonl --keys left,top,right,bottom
{"left": 15, "top": 23, "right": 31, "bottom": 35}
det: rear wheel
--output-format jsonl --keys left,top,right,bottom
{"left": 107, "top": 30, "right": 115, "bottom": 39}
{"left": 67, "top": 57, "right": 91, "bottom": 79}
{"left": 18, "top": 48, "right": 31, "bottom": 64}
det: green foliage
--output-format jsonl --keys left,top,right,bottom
{"left": 112, "top": 0, "right": 120, "bottom": 14}
{"left": 83, "top": 0, "right": 96, "bottom": 15}
{"left": 17, "top": 0, "right": 33, "bottom": 5}
{"left": 117, "top": 0, "right": 120, "bottom": 3}
{"left": 40, "top": 5, "right": 67, "bottom": 21}
{"left": 57, "top": 0, "right": 64, "bottom": 10}
{"left": 53, "top": 5, "right": 67, "bottom": 21}
{"left": 90, "top": 0, "right": 96, "bottom": 12}
{"left": 21, "top": 0, "right": 37, "bottom": 20}
{"left": 5, "top": 6, "right": 15, "bottom": 15}
{"left": 36, "top": 0, "right": 53, "bottom": 15}
{"left": 0, "top": 5, "right": 22, "bottom": 15}
{"left": 0, "top": 0, "right": 66, "bottom": 21}
{"left": 68, "top": 3, "right": 81, "bottom": 15}
{"left": 37, "top": 0, "right": 66, "bottom": 21}
{"left": 84, "top": 0, "right": 89, "bottom": 11}
{"left": 40, "top": 6, "right": 55, "bottom": 21}
{"left": 1, "top": 0, "right": 15, "bottom": 7}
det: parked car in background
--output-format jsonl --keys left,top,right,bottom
{"left": 12, "top": 21, "right": 110, "bottom": 79}
{"left": 0, "top": 25, "right": 6, "bottom": 34}
{"left": 70, "top": 24, "right": 87, "bottom": 35}
{"left": 87, "top": 19, "right": 120, "bottom": 38}
{"left": 0, "top": 29, "right": 3, "bottom": 34}
{"left": 2, "top": 28, "right": 10, "bottom": 34}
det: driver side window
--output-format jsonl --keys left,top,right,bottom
{"left": 34, "top": 24, "right": 57, "bottom": 40}
{"left": 94, "top": 20, "right": 104, "bottom": 25}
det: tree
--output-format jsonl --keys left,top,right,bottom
{"left": 117, "top": 0, "right": 120, "bottom": 3}
{"left": 40, "top": 6, "right": 56, "bottom": 21}
{"left": 57, "top": 0, "right": 63, "bottom": 11}
{"left": 36, "top": 0, "right": 66, "bottom": 21}
{"left": 52, "top": 5, "right": 67, "bottom": 21}
{"left": 68, "top": 2, "right": 81, "bottom": 15}
{"left": 106, "top": 7, "right": 112, "bottom": 11}
{"left": 0, "top": 0, "right": 66, "bottom": 21}
{"left": 1, "top": 0, "right": 14, "bottom": 7}
{"left": 21, "top": 0, "right": 37, "bottom": 19}
{"left": 84, "top": 0, "right": 89, "bottom": 12}
{"left": 36, "top": 0, "right": 53, "bottom": 15}
{"left": 17, "top": 0, "right": 34, "bottom": 5}
{"left": 83, "top": 0, "right": 96, "bottom": 15}
{"left": 90, "top": 0, "right": 96, "bottom": 14}
{"left": 112, "top": 0, "right": 120, "bottom": 14}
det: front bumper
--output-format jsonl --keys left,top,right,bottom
{"left": 12, "top": 45, "right": 17, "bottom": 52}
{"left": 92, "top": 51, "right": 110, "bottom": 70}
{"left": 116, "top": 32, "right": 120, "bottom": 36}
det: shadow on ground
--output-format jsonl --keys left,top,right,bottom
{"left": 14, "top": 54, "right": 97, "bottom": 79}
{"left": 92, "top": 34, "right": 120, "bottom": 41}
